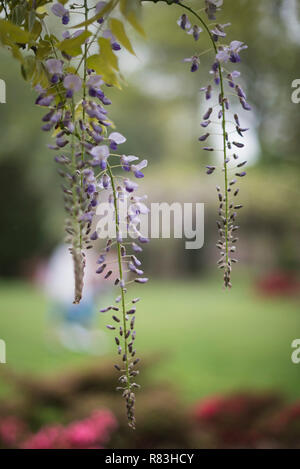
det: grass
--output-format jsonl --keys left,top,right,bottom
{"left": 0, "top": 276, "right": 300, "bottom": 402}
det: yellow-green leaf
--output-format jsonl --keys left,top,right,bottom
{"left": 0, "top": 19, "right": 31, "bottom": 44}
{"left": 70, "top": 0, "right": 117, "bottom": 29}
{"left": 28, "top": 10, "right": 36, "bottom": 32}
{"left": 33, "top": 60, "right": 49, "bottom": 89}
{"left": 126, "top": 11, "right": 146, "bottom": 37}
{"left": 120, "top": 0, "right": 146, "bottom": 37}
{"left": 98, "top": 37, "right": 119, "bottom": 70}
{"left": 86, "top": 54, "right": 121, "bottom": 89}
{"left": 65, "top": 66, "right": 77, "bottom": 74}
{"left": 30, "top": 20, "right": 42, "bottom": 40}
{"left": 109, "top": 18, "right": 135, "bottom": 55}
{"left": 21, "top": 56, "right": 36, "bottom": 81}
{"left": 20, "top": 56, "right": 49, "bottom": 89}
{"left": 36, "top": 6, "right": 48, "bottom": 15}
{"left": 57, "top": 30, "right": 92, "bottom": 57}
{"left": 36, "top": 39, "right": 52, "bottom": 59}
{"left": 13, "top": 4, "right": 26, "bottom": 26}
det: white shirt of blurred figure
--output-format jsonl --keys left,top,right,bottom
{"left": 44, "top": 244, "right": 96, "bottom": 305}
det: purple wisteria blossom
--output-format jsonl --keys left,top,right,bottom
{"left": 184, "top": 56, "right": 200, "bottom": 72}
{"left": 95, "top": 1, "right": 107, "bottom": 24}
{"left": 63, "top": 75, "right": 82, "bottom": 98}
{"left": 216, "top": 41, "right": 248, "bottom": 63}
{"left": 89, "top": 144, "right": 109, "bottom": 169}
{"left": 205, "top": 0, "right": 223, "bottom": 20}
{"left": 51, "top": 3, "right": 70, "bottom": 25}
{"left": 178, "top": 0, "right": 250, "bottom": 288}
{"left": 45, "top": 59, "right": 64, "bottom": 83}
{"left": 35, "top": 0, "right": 149, "bottom": 429}
{"left": 103, "top": 29, "right": 121, "bottom": 51}
{"left": 131, "top": 159, "right": 148, "bottom": 178}
{"left": 177, "top": 14, "right": 202, "bottom": 40}
{"left": 108, "top": 132, "right": 126, "bottom": 150}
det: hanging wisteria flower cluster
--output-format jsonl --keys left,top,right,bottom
{"left": 176, "top": 0, "right": 251, "bottom": 288}
{"left": 32, "top": 0, "right": 149, "bottom": 428}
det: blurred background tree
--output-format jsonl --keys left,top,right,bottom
{"left": 0, "top": 0, "right": 299, "bottom": 276}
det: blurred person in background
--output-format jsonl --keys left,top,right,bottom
{"left": 43, "top": 243, "right": 116, "bottom": 355}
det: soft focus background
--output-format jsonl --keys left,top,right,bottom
{"left": 0, "top": 0, "right": 300, "bottom": 449}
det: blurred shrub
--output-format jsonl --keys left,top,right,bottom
{"left": 0, "top": 360, "right": 194, "bottom": 449}
{"left": 193, "top": 393, "right": 283, "bottom": 448}
{"left": 0, "top": 410, "right": 117, "bottom": 449}
{"left": 1, "top": 363, "right": 300, "bottom": 448}
{"left": 256, "top": 272, "right": 300, "bottom": 297}
{"left": 21, "top": 410, "right": 117, "bottom": 449}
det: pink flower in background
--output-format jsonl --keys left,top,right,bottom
{"left": 65, "top": 421, "right": 97, "bottom": 448}
{"left": 272, "top": 401, "right": 300, "bottom": 430}
{"left": 0, "top": 416, "right": 26, "bottom": 446}
{"left": 65, "top": 410, "right": 117, "bottom": 448}
{"left": 21, "top": 425, "right": 65, "bottom": 449}
{"left": 21, "top": 409, "right": 117, "bottom": 449}
{"left": 194, "top": 396, "right": 225, "bottom": 420}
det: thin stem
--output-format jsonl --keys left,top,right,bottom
{"left": 107, "top": 162, "right": 131, "bottom": 397}
{"left": 75, "top": 0, "right": 120, "bottom": 73}
{"left": 41, "top": 19, "right": 66, "bottom": 104}
{"left": 70, "top": 99, "right": 78, "bottom": 216}
{"left": 79, "top": 0, "right": 89, "bottom": 249}
{"left": 177, "top": 2, "right": 229, "bottom": 274}
{"left": 1, "top": 1, "right": 8, "bottom": 19}
{"left": 75, "top": 20, "right": 104, "bottom": 74}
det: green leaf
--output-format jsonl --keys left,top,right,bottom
{"left": 28, "top": 10, "right": 36, "bottom": 32}
{"left": 120, "top": 0, "right": 146, "bottom": 37}
{"left": 86, "top": 53, "right": 121, "bottom": 88}
{"left": 57, "top": 30, "right": 92, "bottom": 57}
{"left": 36, "top": 39, "right": 52, "bottom": 59}
{"left": 20, "top": 55, "right": 49, "bottom": 88}
{"left": 126, "top": 11, "right": 146, "bottom": 37}
{"left": 70, "top": 0, "right": 117, "bottom": 29}
{"left": 109, "top": 18, "right": 135, "bottom": 55}
{"left": 30, "top": 20, "right": 42, "bottom": 40}
{"left": 98, "top": 37, "right": 119, "bottom": 70}
{"left": 33, "top": 60, "right": 49, "bottom": 88}
{"left": 0, "top": 19, "right": 31, "bottom": 44}
{"left": 86, "top": 38, "right": 120, "bottom": 87}
{"left": 13, "top": 4, "right": 27, "bottom": 26}
{"left": 21, "top": 56, "right": 36, "bottom": 81}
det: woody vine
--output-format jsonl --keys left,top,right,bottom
{"left": 0, "top": 0, "right": 250, "bottom": 428}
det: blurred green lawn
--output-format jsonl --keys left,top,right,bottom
{"left": 0, "top": 276, "right": 300, "bottom": 402}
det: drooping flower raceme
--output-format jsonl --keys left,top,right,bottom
{"left": 92, "top": 127, "right": 149, "bottom": 429}
{"left": 33, "top": 1, "right": 148, "bottom": 427}
{"left": 177, "top": 0, "right": 251, "bottom": 288}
